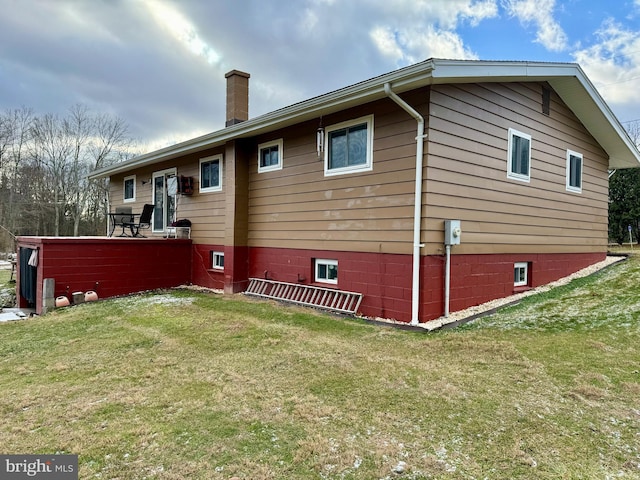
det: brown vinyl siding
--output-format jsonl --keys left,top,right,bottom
{"left": 425, "top": 81, "right": 609, "bottom": 255}
{"left": 247, "top": 95, "right": 426, "bottom": 255}
{"left": 108, "top": 150, "right": 226, "bottom": 243}
{"left": 108, "top": 81, "right": 609, "bottom": 257}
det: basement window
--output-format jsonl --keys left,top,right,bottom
{"left": 211, "top": 251, "right": 224, "bottom": 270}
{"left": 514, "top": 262, "right": 529, "bottom": 287}
{"left": 315, "top": 259, "right": 338, "bottom": 284}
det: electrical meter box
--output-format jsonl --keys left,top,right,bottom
{"left": 444, "top": 220, "right": 461, "bottom": 246}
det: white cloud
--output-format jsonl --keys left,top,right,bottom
{"left": 387, "top": 0, "right": 498, "bottom": 29}
{"left": 370, "top": 27, "right": 405, "bottom": 60}
{"left": 572, "top": 19, "right": 640, "bottom": 107}
{"left": 371, "top": 25, "right": 479, "bottom": 63}
{"left": 503, "top": 0, "right": 568, "bottom": 52}
{"left": 141, "top": 0, "right": 222, "bottom": 66}
{"left": 369, "top": 1, "right": 497, "bottom": 64}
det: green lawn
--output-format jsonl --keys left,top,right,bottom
{"left": 0, "top": 256, "right": 639, "bottom": 479}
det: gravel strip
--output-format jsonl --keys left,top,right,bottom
{"left": 368, "top": 255, "right": 627, "bottom": 331}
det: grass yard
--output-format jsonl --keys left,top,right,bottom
{"left": 0, "top": 255, "right": 639, "bottom": 479}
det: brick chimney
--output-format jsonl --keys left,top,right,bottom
{"left": 225, "top": 70, "right": 250, "bottom": 127}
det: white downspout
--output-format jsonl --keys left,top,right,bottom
{"left": 384, "top": 83, "right": 426, "bottom": 326}
{"left": 444, "top": 244, "right": 451, "bottom": 317}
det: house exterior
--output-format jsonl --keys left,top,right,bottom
{"left": 89, "top": 59, "right": 640, "bottom": 324}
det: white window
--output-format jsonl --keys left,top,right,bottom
{"left": 258, "top": 139, "right": 283, "bottom": 173}
{"left": 211, "top": 251, "right": 224, "bottom": 270}
{"left": 514, "top": 262, "right": 529, "bottom": 287}
{"left": 566, "top": 150, "right": 583, "bottom": 193}
{"left": 507, "top": 128, "right": 531, "bottom": 183}
{"left": 123, "top": 175, "right": 136, "bottom": 202}
{"left": 324, "top": 115, "right": 374, "bottom": 176}
{"left": 315, "top": 259, "right": 338, "bottom": 284}
{"left": 200, "top": 155, "right": 222, "bottom": 193}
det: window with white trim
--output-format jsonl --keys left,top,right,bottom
{"left": 124, "top": 175, "right": 136, "bottom": 202}
{"left": 315, "top": 258, "right": 338, "bottom": 284}
{"left": 211, "top": 251, "right": 224, "bottom": 270}
{"left": 507, "top": 128, "right": 531, "bottom": 182}
{"left": 514, "top": 262, "right": 529, "bottom": 287}
{"left": 566, "top": 150, "right": 583, "bottom": 193}
{"left": 324, "top": 115, "right": 374, "bottom": 176}
{"left": 200, "top": 155, "right": 222, "bottom": 193}
{"left": 258, "top": 139, "right": 283, "bottom": 173}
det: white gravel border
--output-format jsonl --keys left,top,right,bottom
{"left": 370, "top": 255, "right": 627, "bottom": 331}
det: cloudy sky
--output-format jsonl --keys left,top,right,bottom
{"left": 2, "top": 0, "right": 640, "bottom": 151}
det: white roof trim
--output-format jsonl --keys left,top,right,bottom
{"left": 90, "top": 59, "right": 640, "bottom": 179}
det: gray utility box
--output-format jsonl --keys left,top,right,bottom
{"left": 444, "top": 220, "right": 461, "bottom": 246}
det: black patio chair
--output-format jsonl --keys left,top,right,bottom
{"left": 123, "top": 203, "right": 155, "bottom": 237}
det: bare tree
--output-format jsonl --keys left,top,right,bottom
{"left": 31, "top": 113, "right": 73, "bottom": 236}
{"left": 6, "top": 108, "right": 34, "bottom": 233}
{"left": 86, "top": 112, "right": 132, "bottom": 233}
{"left": 625, "top": 120, "right": 640, "bottom": 148}
{"left": 0, "top": 105, "right": 134, "bottom": 244}
{"left": 0, "top": 108, "right": 34, "bottom": 244}
{"left": 65, "top": 105, "right": 93, "bottom": 236}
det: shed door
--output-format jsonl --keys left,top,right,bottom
{"left": 19, "top": 247, "right": 37, "bottom": 307}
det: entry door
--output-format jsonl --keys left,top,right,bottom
{"left": 152, "top": 168, "right": 177, "bottom": 232}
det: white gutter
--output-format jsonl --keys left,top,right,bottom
{"left": 384, "top": 83, "right": 426, "bottom": 326}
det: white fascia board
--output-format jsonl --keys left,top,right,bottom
{"left": 429, "top": 59, "right": 578, "bottom": 84}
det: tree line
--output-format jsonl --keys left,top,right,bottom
{"left": 609, "top": 120, "right": 640, "bottom": 245}
{"left": 0, "top": 105, "right": 135, "bottom": 251}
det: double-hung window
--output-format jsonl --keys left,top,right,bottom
{"left": 324, "top": 115, "right": 374, "bottom": 176}
{"left": 315, "top": 259, "right": 338, "bottom": 284}
{"left": 566, "top": 150, "right": 583, "bottom": 193}
{"left": 507, "top": 128, "right": 532, "bottom": 182}
{"left": 124, "top": 175, "right": 136, "bottom": 202}
{"left": 258, "top": 139, "right": 283, "bottom": 173}
{"left": 200, "top": 155, "right": 222, "bottom": 193}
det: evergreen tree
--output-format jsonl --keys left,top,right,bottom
{"left": 609, "top": 168, "right": 640, "bottom": 244}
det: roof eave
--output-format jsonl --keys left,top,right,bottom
{"left": 89, "top": 58, "right": 640, "bottom": 179}
{"left": 548, "top": 73, "right": 640, "bottom": 169}
{"left": 89, "top": 59, "right": 437, "bottom": 179}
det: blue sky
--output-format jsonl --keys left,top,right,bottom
{"left": 1, "top": 0, "right": 640, "bottom": 150}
